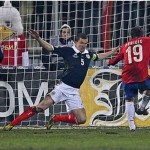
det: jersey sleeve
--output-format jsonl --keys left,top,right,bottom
{"left": 53, "top": 46, "right": 71, "bottom": 57}
{"left": 108, "top": 47, "right": 124, "bottom": 65}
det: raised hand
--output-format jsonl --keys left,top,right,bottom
{"left": 28, "top": 29, "right": 40, "bottom": 39}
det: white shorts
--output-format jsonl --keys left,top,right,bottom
{"left": 48, "top": 82, "right": 84, "bottom": 112}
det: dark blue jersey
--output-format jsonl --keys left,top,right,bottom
{"left": 52, "top": 46, "right": 98, "bottom": 88}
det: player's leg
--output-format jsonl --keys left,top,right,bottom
{"left": 3, "top": 95, "right": 54, "bottom": 131}
{"left": 125, "top": 98, "right": 136, "bottom": 131}
{"left": 58, "top": 94, "right": 86, "bottom": 124}
{"left": 46, "top": 88, "right": 85, "bottom": 129}
{"left": 72, "top": 108, "right": 86, "bottom": 124}
{"left": 123, "top": 82, "right": 137, "bottom": 131}
{"left": 136, "top": 90, "right": 149, "bottom": 115}
{"left": 46, "top": 83, "right": 78, "bottom": 129}
{"left": 47, "top": 108, "right": 86, "bottom": 130}
{"left": 136, "top": 79, "right": 150, "bottom": 115}
{"left": 49, "top": 107, "right": 86, "bottom": 125}
{"left": 141, "top": 90, "right": 150, "bottom": 111}
{"left": 56, "top": 95, "right": 86, "bottom": 124}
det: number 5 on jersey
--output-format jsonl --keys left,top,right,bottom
{"left": 81, "top": 58, "right": 84, "bottom": 65}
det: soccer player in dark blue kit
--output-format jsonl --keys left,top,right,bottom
{"left": 4, "top": 29, "right": 118, "bottom": 130}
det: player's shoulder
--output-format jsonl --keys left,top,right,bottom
{"left": 87, "top": 51, "right": 94, "bottom": 58}
{"left": 54, "top": 45, "right": 73, "bottom": 51}
{"left": 141, "top": 36, "right": 150, "bottom": 40}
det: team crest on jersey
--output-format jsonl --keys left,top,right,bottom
{"left": 72, "top": 53, "right": 79, "bottom": 58}
{"left": 86, "top": 54, "right": 90, "bottom": 59}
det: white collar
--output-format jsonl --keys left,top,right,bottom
{"left": 72, "top": 45, "right": 89, "bottom": 54}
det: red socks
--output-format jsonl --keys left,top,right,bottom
{"left": 11, "top": 106, "right": 37, "bottom": 126}
{"left": 10, "top": 107, "right": 78, "bottom": 126}
{"left": 53, "top": 114, "right": 78, "bottom": 124}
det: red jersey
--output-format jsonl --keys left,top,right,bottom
{"left": 108, "top": 37, "right": 150, "bottom": 83}
{"left": 1, "top": 34, "right": 28, "bottom": 66}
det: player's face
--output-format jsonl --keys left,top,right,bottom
{"left": 61, "top": 28, "right": 71, "bottom": 39}
{"left": 75, "top": 38, "right": 88, "bottom": 53}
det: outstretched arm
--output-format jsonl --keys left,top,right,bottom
{"left": 97, "top": 46, "right": 120, "bottom": 60}
{"left": 106, "top": 48, "right": 123, "bottom": 66}
{"left": 28, "top": 29, "right": 54, "bottom": 52}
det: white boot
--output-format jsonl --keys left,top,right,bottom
{"left": 128, "top": 120, "right": 136, "bottom": 131}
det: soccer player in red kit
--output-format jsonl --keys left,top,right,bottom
{"left": 106, "top": 26, "right": 150, "bottom": 131}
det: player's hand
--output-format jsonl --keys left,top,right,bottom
{"left": 28, "top": 29, "right": 40, "bottom": 40}
{"left": 112, "top": 45, "right": 120, "bottom": 54}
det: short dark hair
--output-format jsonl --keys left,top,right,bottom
{"left": 131, "top": 26, "right": 143, "bottom": 38}
{"left": 75, "top": 33, "right": 88, "bottom": 42}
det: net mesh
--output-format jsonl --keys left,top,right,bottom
{"left": 0, "top": 1, "right": 149, "bottom": 127}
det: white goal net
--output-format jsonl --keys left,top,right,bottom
{"left": 0, "top": 1, "right": 150, "bottom": 128}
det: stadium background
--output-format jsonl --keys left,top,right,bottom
{"left": 0, "top": 1, "right": 150, "bottom": 128}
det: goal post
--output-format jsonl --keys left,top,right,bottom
{"left": 0, "top": 1, "right": 150, "bottom": 128}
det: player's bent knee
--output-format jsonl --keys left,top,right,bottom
{"left": 77, "top": 117, "right": 86, "bottom": 124}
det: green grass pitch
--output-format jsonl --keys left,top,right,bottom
{"left": 1, "top": 127, "right": 150, "bottom": 150}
